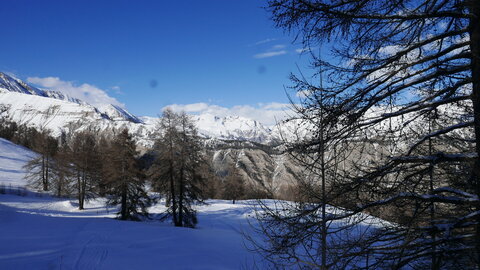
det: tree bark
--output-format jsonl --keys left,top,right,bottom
{"left": 178, "top": 165, "right": 184, "bottom": 227}
{"left": 469, "top": 0, "right": 480, "bottom": 266}
{"left": 77, "top": 172, "right": 82, "bottom": 210}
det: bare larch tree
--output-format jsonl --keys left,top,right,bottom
{"left": 254, "top": 0, "right": 480, "bottom": 268}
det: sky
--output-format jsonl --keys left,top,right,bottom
{"left": 0, "top": 0, "right": 314, "bottom": 125}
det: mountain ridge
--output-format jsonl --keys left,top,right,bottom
{"left": 0, "top": 72, "right": 281, "bottom": 145}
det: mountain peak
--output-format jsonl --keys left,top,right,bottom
{"left": 0, "top": 72, "right": 46, "bottom": 96}
{"left": 0, "top": 72, "right": 139, "bottom": 123}
{"left": 0, "top": 71, "right": 281, "bottom": 145}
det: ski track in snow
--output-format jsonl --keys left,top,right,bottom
{"left": 0, "top": 138, "right": 267, "bottom": 269}
{"left": 0, "top": 135, "right": 384, "bottom": 269}
{"left": 73, "top": 231, "right": 109, "bottom": 270}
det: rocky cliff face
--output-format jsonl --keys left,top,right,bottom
{"left": 205, "top": 139, "right": 302, "bottom": 199}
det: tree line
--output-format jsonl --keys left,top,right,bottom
{"left": 0, "top": 108, "right": 249, "bottom": 227}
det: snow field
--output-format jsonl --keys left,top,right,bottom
{"left": 0, "top": 138, "right": 265, "bottom": 269}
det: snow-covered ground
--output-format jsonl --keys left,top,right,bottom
{"left": 0, "top": 138, "right": 387, "bottom": 269}
{"left": 0, "top": 138, "right": 265, "bottom": 269}
{"left": 0, "top": 138, "right": 37, "bottom": 188}
{"left": 0, "top": 195, "right": 263, "bottom": 269}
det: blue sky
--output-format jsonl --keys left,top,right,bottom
{"left": 0, "top": 0, "right": 313, "bottom": 124}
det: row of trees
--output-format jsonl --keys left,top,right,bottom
{"left": 23, "top": 127, "right": 150, "bottom": 220}
{"left": 253, "top": 0, "right": 479, "bottom": 269}
{"left": 4, "top": 109, "right": 247, "bottom": 227}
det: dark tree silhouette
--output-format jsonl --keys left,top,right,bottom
{"left": 251, "top": 0, "right": 480, "bottom": 268}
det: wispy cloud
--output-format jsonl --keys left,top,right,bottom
{"left": 163, "top": 102, "right": 292, "bottom": 126}
{"left": 254, "top": 50, "right": 287, "bottom": 59}
{"left": 110, "top": 85, "right": 124, "bottom": 95}
{"left": 253, "top": 43, "right": 289, "bottom": 59}
{"left": 27, "top": 76, "right": 124, "bottom": 108}
{"left": 252, "top": 38, "right": 277, "bottom": 46}
{"left": 272, "top": 44, "right": 286, "bottom": 50}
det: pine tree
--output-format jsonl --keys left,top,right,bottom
{"left": 105, "top": 128, "right": 150, "bottom": 220}
{"left": 50, "top": 144, "right": 74, "bottom": 197}
{"left": 150, "top": 109, "right": 207, "bottom": 228}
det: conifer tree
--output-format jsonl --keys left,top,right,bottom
{"left": 50, "top": 144, "right": 74, "bottom": 197}
{"left": 151, "top": 109, "right": 207, "bottom": 228}
{"left": 105, "top": 128, "right": 150, "bottom": 220}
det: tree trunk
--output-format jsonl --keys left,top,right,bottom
{"left": 42, "top": 155, "right": 47, "bottom": 191}
{"left": 79, "top": 172, "right": 85, "bottom": 210}
{"left": 469, "top": 0, "right": 480, "bottom": 266}
{"left": 178, "top": 166, "right": 184, "bottom": 227}
{"left": 56, "top": 176, "right": 61, "bottom": 197}
{"left": 121, "top": 153, "right": 127, "bottom": 220}
{"left": 45, "top": 156, "right": 49, "bottom": 191}
{"left": 77, "top": 172, "right": 83, "bottom": 210}
{"left": 170, "top": 161, "right": 178, "bottom": 226}
{"left": 121, "top": 182, "right": 127, "bottom": 220}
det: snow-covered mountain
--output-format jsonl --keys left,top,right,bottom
{"left": 0, "top": 72, "right": 141, "bottom": 123}
{"left": 141, "top": 113, "right": 278, "bottom": 144}
{"left": 0, "top": 72, "right": 280, "bottom": 145}
{"left": 194, "top": 113, "right": 273, "bottom": 143}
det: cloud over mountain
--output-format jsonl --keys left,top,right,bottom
{"left": 27, "top": 76, "right": 124, "bottom": 109}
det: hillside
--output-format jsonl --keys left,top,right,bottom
{"left": 0, "top": 138, "right": 37, "bottom": 187}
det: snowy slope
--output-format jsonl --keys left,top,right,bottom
{"left": 0, "top": 72, "right": 46, "bottom": 96}
{"left": 142, "top": 114, "right": 278, "bottom": 144}
{"left": 193, "top": 113, "right": 274, "bottom": 143}
{"left": 0, "top": 139, "right": 266, "bottom": 269}
{"left": 0, "top": 138, "right": 388, "bottom": 269}
{"left": 0, "top": 138, "right": 37, "bottom": 187}
{"left": 0, "top": 89, "right": 157, "bottom": 145}
{"left": 0, "top": 194, "right": 266, "bottom": 270}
